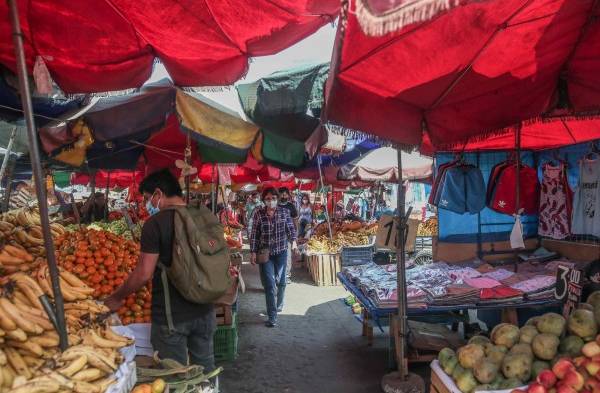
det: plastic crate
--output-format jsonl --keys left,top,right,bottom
{"left": 341, "top": 243, "right": 374, "bottom": 266}
{"left": 214, "top": 313, "right": 238, "bottom": 362}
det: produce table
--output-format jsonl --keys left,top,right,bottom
{"left": 338, "top": 272, "right": 562, "bottom": 367}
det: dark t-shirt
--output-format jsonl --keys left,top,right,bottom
{"left": 140, "top": 210, "right": 213, "bottom": 325}
{"left": 279, "top": 201, "right": 298, "bottom": 219}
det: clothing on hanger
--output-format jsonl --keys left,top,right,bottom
{"left": 572, "top": 157, "right": 600, "bottom": 237}
{"left": 538, "top": 161, "right": 573, "bottom": 239}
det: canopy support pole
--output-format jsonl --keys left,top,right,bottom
{"left": 396, "top": 148, "right": 408, "bottom": 379}
{"left": 185, "top": 130, "right": 191, "bottom": 205}
{"left": 104, "top": 171, "right": 110, "bottom": 221}
{"left": 0, "top": 126, "right": 17, "bottom": 183}
{"left": 515, "top": 125, "right": 521, "bottom": 214}
{"left": 8, "top": 0, "right": 69, "bottom": 351}
{"left": 316, "top": 154, "right": 333, "bottom": 240}
{"left": 381, "top": 149, "right": 424, "bottom": 392}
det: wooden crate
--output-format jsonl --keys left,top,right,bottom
{"left": 430, "top": 366, "right": 451, "bottom": 393}
{"left": 215, "top": 304, "right": 233, "bottom": 326}
{"left": 307, "top": 253, "right": 341, "bottom": 286}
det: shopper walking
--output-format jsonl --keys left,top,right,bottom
{"left": 250, "top": 187, "right": 297, "bottom": 327}
{"left": 298, "top": 193, "right": 313, "bottom": 239}
{"left": 105, "top": 169, "right": 217, "bottom": 371}
{"left": 246, "top": 192, "right": 263, "bottom": 235}
{"left": 277, "top": 187, "right": 298, "bottom": 282}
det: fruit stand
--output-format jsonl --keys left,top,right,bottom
{"left": 433, "top": 298, "right": 600, "bottom": 393}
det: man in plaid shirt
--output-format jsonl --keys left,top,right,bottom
{"left": 250, "top": 187, "right": 297, "bottom": 327}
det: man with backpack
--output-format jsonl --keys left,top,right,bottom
{"left": 105, "top": 169, "right": 230, "bottom": 372}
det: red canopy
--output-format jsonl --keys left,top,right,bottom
{"left": 421, "top": 115, "right": 600, "bottom": 153}
{"left": 72, "top": 171, "right": 143, "bottom": 189}
{"left": 324, "top": 0, "right": 600, "bottom": 148}
{"left": 0, "top": 1, "right": 339, "bottom": 93}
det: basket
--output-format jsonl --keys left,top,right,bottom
{"left": 214, "top": 312, "right": 238, "bottom": 362}
{"left": 341, "top": 240, "right": 375, "bottom": 266}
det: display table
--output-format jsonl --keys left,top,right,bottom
{"left": 337, "top": 273, "right": 561, "bottom": 362}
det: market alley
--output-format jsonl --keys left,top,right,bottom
{"left": 219, "top": 261, "right": 390, "bottom": 393}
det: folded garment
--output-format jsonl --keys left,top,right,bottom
{"left": 464, "top": 277, "right": 502, "bottom": 289}
{"left": 510, "top": 275, "right": 556, "bottom": 294}
{"left": 480, "top": 286, "right": 524, "bottom": 300}
{"left": 482, "top": 269, "right": 514, "bottom": 281}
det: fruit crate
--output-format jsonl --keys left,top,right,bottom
{"left": 214, "top": 312, "right": 238, "bottom": 362}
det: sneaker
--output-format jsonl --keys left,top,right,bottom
{"left": 265, "top": 320, "right": 277, "bottom": 328}
{"left": 277, "top": 306, "right": 283, "bottom": 312}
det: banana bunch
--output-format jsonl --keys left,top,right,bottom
{"left": 0, "top": 207, "right": 67, "bottom": 259}
{"left": 416, "top": 217, "right": 438, "bottom": 236}
{"left": 0, "top": 270, "right": 131, "bottom": 392}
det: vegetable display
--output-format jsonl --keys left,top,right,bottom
{"left": 54, "top": 228, "right": 151, "bottom": 324}
{"left": 417, "top": 217, "right": 438, "bottom": 237}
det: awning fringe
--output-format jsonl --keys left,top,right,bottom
{"left": 355, "top": 0, "right": 459, "bottom": 37}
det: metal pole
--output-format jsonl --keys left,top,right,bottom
{"left": 104, "top": 171, "right": 110, "bottom": 221}
{"left": 0, "top": 126, "right": 17, "bottom": 182}
{"left": 316, "top": 155, "right": 334, "bottom": 240}
{"left": 211, "top": 164, "right": 216, "bottom": 214}
{"left": 185, "top": 131, "right": 191, "bottom": 205}
{"left": 515, "top": 125, "right": 522, "bottom": 214}
{"left": 8, "top": 0, "right": 69, "bottom": 351}
{"left": 396, "top": 148, "right": 408, "bottom": 380}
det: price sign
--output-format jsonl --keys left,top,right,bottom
{"left": 375, "top": 215, "right": 418, "bottom": 252}
{"left": 376, "top": 215, "right": 396, "bottom": 249}
{"left": 555, "top": 265, "right": 583, "bottom": 318}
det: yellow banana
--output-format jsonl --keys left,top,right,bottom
{"left": 8, "top": 340, "right": 44, "bottom": 357}
{"left": 21, "top": 355, "right": 44, "bottom": 369}
{"left": 73, "top": 380, "right": 101, "bottom": 393}
{"left": 2, "top": 365, "right": 14, "bottom": 388}
{"left": 5, "top": 328, "right": 27, "bottom": 342}
{"left": 0, "top": 301, "right": 17, "bottom": 332}
{"left": 0, "top": 349, "right": 6, "bottom": 366}
{"left": 30, "top": 335, "right": 59, "bottom": 348}
{"left": 4, "top": 347, "right": 30, "bottom": 379}
{"left": 11, "top": 291, "right": 33, "bottom": 309}
{"left": 84, "top": 329, "right": 127, "bottom": 349}
{"left": 0, "top": 298, "right": 43, "bottom": 334}
{"left": 71, "top": 367, "right": 104, "bottom": 382}
{"left": 102, "top": 326, "right": 132, "bottom": 345}
{"left": 57, "top": 354, "right": 87, "bottom": 377}
{"left": 28, "top": 226, "right": 43, "bottom": 239}
{"left": 11, "top": 378, "right": 60, "bottom": 393}
{"left": 96, "top": 377, "right": 117, "bottom": 392}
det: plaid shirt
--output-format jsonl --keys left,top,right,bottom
{"left": 250, "top": 206, "right": 297, "bottom": 254}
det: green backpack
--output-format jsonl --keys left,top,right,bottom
{"left": 159, "top": 205, "right": 231, "bottom": 329}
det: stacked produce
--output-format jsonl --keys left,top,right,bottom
{"left": 0, "top": 245, "right": 132, "bottom": 392}
{"left": 68, "top": 218, "right": 142, "bottom": 241}
{"left": 438, "top": 292, "right": 600, "bottom": 393}
{"left": 54, "top": 227, "right": 151, "bottom": 324}
{"left": 0, "top": 207, "right": 67, "bottom": 259}
{"left": 307, "top": 221, "right": 377, "bottom": 254}
{"left": 417, "top": 217, "right": 438, "bottom": 236}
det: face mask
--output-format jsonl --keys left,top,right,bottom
{"left": 267, "top": 200, "right": 278, "bottom": 209}
{"left": 302, "top": 200, "right": 308, "bottom": 204}
{"left": 146, "top": 193, "right": 161, "bottom": 216}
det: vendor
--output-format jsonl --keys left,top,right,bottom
{"left": 81, "top": 192, "right": 107, "bottom": 223}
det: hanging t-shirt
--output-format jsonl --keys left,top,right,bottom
{"left": 572, "top": 157, "right": 600, "bottom": 237}
{"left": 538, "top": 162, "right": 573, "bottom": 239}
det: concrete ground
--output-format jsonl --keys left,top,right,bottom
{"left": 218, "top": 261, "right": 397, "bottom": 393}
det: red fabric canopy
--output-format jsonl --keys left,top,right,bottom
{"left": 0, "top": 1, "right": 339, "bottom": 93}
{"left": 325, "top": 0, "right": 600, "bottom": 148}
{"left": 72, "top": 171, "right": 143, "bottom": 189}
{"left": 421, "top": 115, "right": 600, "bottom": 153}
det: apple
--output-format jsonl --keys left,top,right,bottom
{"left": 557, "top": 384, "right": 579, "bottom": 393}
{"left": 585, "top": 378, "right": 600, "bottom": 391}
{"left": 575, "top": 357, "right": 590, "bottom": 368}
{"left": 562, "top": 370, "right": 585, "bottom": 391}
{"left": 538, "top": 370, "right": 558, "bottom": 388}
{"left": 554, "top": 359, "right": 577, "bottom": 379}
{"left": 583, "top": 342, "right": 600, "bottom": 358}
{"left": 530, "top": 382, "right": 549, "bottom": 393}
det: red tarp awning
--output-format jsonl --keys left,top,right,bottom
{"left": 0, "top": 1, "right": 339, "bottom": 93}
{"left": 324, "top": 0, "right": 600, "bottom": 148}
{"left": 421, "top": 115, "right": 600, "bottom": 153}
{"left": 72, "top": 171, "right": 143, "bottom": 189}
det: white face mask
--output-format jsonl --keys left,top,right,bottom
{"left": 267, "top": 200, "right": 278, "bottom": 209}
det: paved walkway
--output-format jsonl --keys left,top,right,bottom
{"left": 219, "top": 261, "right": 391, "bottom": 393}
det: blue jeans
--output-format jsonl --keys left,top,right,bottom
{"left": 259, "top": 250, "right": 287, "bottom": 322}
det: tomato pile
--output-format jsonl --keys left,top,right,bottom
{"left": 54, "top": 227, "right": 152, "bottom": 324}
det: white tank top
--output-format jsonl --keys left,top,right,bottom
{"left": 572, "top": 157, "right": 600, "bottom": 237}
